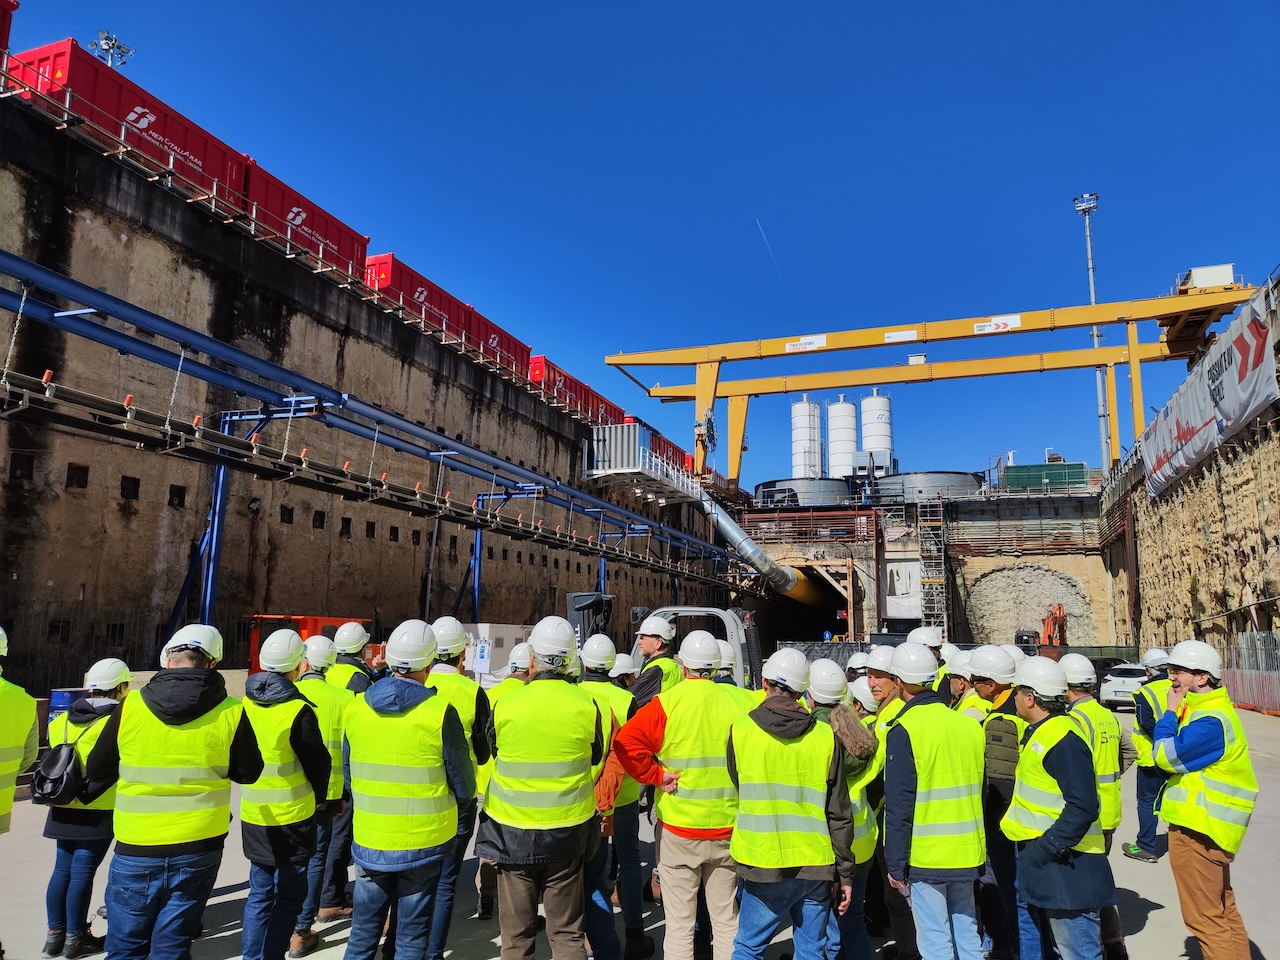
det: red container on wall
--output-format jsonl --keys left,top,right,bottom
{"left": 6, "top": 39, "right": 245, "bottom": 211}
{"left": 243, "top": 159, "right": 368, "bottom": 278}
{"left": 530, "top": 355, "right": 590, "bottom": 416}
{"left": 1, "top": 1, "right": 19, "bottom": 53}
{"left": 594, "top": 394, "right": 626, "bottom": 427}
{"left": 466, "top": 307, "right": 531, "bottom": 376}
{"left": 365, "top": 253, "right": 469, "bottom": 337}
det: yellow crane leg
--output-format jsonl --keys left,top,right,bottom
{"left": 1106, "top": 364, "right": 1121, "bottom": 466}
{"left": 1127, "top": 321, "right": 1146, "bottom": 439}
{"left": 726, "top": 395, "right": 750, "bottom": 489}
{"left": 694, "top": 361, "right": 720, "bottom": 474}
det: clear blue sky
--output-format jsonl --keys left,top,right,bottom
{"left": 11, "top": 2, "right": 1280, "bottom": 488}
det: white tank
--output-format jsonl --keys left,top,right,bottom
{"left": 791, "top": 395, "right": 821, "bottom": 479}
{"left": 827, "top": 395, "right": 858, "bottom": 479}
{"left": 861, "top": 389, "right": 893, "bottom": 460}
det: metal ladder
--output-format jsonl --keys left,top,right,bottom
{"left": 917, "top": 496, "right": 947, "bottom": 638}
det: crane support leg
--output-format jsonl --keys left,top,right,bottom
{"left": 694, "top": 361, "right": 720, "bottom": 473}
{"left": 1127, "top": 321, "right": 1146, "bottom": 439}
{"left": 726, "top": 395, "right": 750, "bottom": 489}
{"left": 1105, "top": 364, "right": 1121, "bottom": 466}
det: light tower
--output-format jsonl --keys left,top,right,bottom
{"left": 1073, "top": 192, "right": 1107, "bottom": 468}
{"left": 86, "top": 30, "right": 134, "bottom": 69}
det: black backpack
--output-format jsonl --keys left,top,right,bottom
{"left": 31, "top": 717, "right": 95, "bottom": 806}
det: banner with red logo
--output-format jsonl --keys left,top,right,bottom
{"left": 1141, "top": 291, "right": 1278, "bottom": 496}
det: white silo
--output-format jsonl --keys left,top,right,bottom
{"left": 791, "top": 395, "right": 821, "bottom": 479}
{"left": 861, "top": 388, "right": 893, "bottom": 461}
{"left": 827, "top": 395, "right": 858, "bottom": 479}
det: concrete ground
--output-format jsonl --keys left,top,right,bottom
{"left": 1, "top": 711, "right": 1275, "bottom": 960}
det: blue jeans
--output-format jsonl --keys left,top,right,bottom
{"left": 612, "top": 800, "right": 644, "bottom": 928}
{"left": 822, "top": 872, "right": 870, "bottom": 960}
{"left": 46, "top": 838, "right": 111, "bottom": 937}
{"left": 346, "top": 857, "right": 447, "bottom": 960}
{"left": 908, "top": 879, "right": 983, "bottom": 960}
{"left": 1029, "top": 908, "right": 1102, "bottom": 960}
{"left": 105, "top": 849, "right": 223, "bottom": 960}
{"left": 734, "top": 878, "right": 831, "bottom": 960}
{"left": 321, "top": 790, "right": 354, "bottom": 908}
{"left": 1134, "top": 766, "right": 1165, "bottom": 855}
{"left": 243, "top": 861, "right": 309, "bottom": 960}
{"left": 1015, "top": 845, "right": 1053, "bottom": 960}
{"left": 297, "top": 805, "right": 337, "bottom": 931}
{"left": 583, "top": 831, "right": 622, "bottom": 960}
{"left": 426, "top": 797, "right": 475, "bottom": 960}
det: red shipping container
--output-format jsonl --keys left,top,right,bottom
{"left": 244, "top": 160, "right": 368, "bottom": 277}
{"left": 529, "top": 355, "right": 590, "bottom": 416}
{"left": 6, "top": 39, "right": 245, "bottom": 211}
{"left": 1, "top": 1, "right": 19, "bottom": 53}
{"left": 595, "top": 394, "right": 625, "bottom": 427}
{"left": 365, "top": 253, "right": 469, "bottom": 337}
{"left": 466, "top": 307, "right": 531, "bottom": 376}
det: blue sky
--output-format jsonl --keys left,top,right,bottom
{"left": 11, "top": 2, "right": 1280, "bottom": 488}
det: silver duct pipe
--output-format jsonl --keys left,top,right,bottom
{"left": 701, "top": 494, "right": 822, "bottom": 604}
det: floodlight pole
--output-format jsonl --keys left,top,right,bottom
{"left": 1074, "top": 193, "right": 1107, "bottom": 467}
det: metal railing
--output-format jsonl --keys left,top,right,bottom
{"left": 1225, "top": 631, "right": 1280, "bottom": 713}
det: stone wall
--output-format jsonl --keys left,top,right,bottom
{"left": 951, "top": 553, "right": 1113, "bottom": 646}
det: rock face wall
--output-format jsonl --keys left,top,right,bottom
{"left": 958, "top": 559, "right": 1099, "bottom": 646}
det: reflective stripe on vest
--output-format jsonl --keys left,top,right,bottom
{"left": 1069, "top": 697, "right": 1123, "bottom": 830}
{"left": 0, "top": 678, "right": 37, "bottom": 834}
{"left": 729, "top": 715, "right": 835, "bottom": 869}
{"left": 816, "top": 705, "right": 879, "bottom": 865}
{"left": 346, "top": 691, "right": 457, "bottom": 851}
{"left": 297, "top": 676, "right": 355, "bottom": 801}
{"left": 49, "top": 710, "right": 116, "bottom": 811}
{"left": 1156, "top": 689, "right": 1258, "bottom": 855}
{"left": 428, "top": 671, "right": 483, "bottom": 771}
{"left": 583, "top": 679, "right": 641, "bottom": 812}
{"left": 114, "top": 690, "right": 241, "bottom": 846}
{"left": 241, "top": 698, "right": 316, "bottom": 826}
{"left": 1131, "top": 679, "right": 1170, "bottom": 767}
{"left": 1001, "top": 715, "right": 1106, "bottom": 853}
{"left": 477, "top": 676, "right": 523, "bottom": 796}
{"left": 653, "top": 680, "right": 743, "bottom": 830}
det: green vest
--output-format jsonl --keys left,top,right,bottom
{"left": 583, "top": 678, "right": 641, "bottom": 810}
{"left": 48, "top": 708, "right": 117, "bottom": 812}
{"left": 346, "top": 689, "right": 457, "bottom": 851}
{"left": 427, "top": 669, "right": 484, "bottom": 770}
{"left": 297, "top": 676, "right": 355, "bottom": 801}
{"left": 1132, "top": 678, "right": 1171, "bottom": 767}
{"left": 484, "top": 680, "right": 598, "bottom": 830}
{"left": 955, "top": 689, "right": 992, "bottom": 722}
{"left": 1069, "top": 696, "right": 1123, "bottom": 830}
{"left": 477, "top": 676, "right": 523, "bottom": 796}
{"left": 114, "top": 690, "right": 241, "bottom": 846}
{"left": 241, "top": 698, "right": 317, "bottom": 827}
{"left": 983, "top": 693, "right": 1028, "bottom": 785}
{"left": 1155, "top": 688, "right": 1258, "bottom": 855}
{"left": 1001, "top": 715, "right": 1106, "bottom": 853}
{"left": 653, "top": 679, "right": 742, "bottom": 831}
{"left": 0, "top": 677, "right": 37, "bottom": 833}
{"left": 326, "top": 661, "right": 366, "bottom": 694}
{"left": 730, "top": 715, "right": 836, "bottom": 869}
{"left": 641, "top": 654, "right": 684, "bottom": 695}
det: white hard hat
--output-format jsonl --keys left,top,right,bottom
{"left": 890, "top": 642, "right": 938, "bottom": 685}
{"left": 715, "top": 637, "right": 737, "bottom": 671}
{"left": 259, "top": 629, "right": 305, "bottom": 673}
{"left": 968, "top": 645, "right": 1016, "bottom": 684}
{"left": 303, "top": 635, "right": 338, "bottom": 670}
{"left": 507, "top": 641, "right": 532, "bottom": 673}
{"left": 385, "top": 619, "right": 437, "bottom": 671}
{"left": 1013, "top": 656, "right": 1068, "bottom": 698}
{"left": 0, "top": 625, "right": 7, "bottom": 657}
{"left": 1002, "top": 644, "right": 1028, "bottom": 665}
{"left": 568, "top": 650, "right": 583, "bottom": 679}
{"left": 165, "top": 624, "right": 224, "bottom": 665}
{"left": 334, "top": 621, "right": 371, "bottom": 654}
{"left": 581, "top": 634, "right": 617, "bottom": 670}
{"left": 1166, "top": 639, "right": 1223, "bottom": 680}
{"left": 846, "top": 651, "right": 868, "bottom": 672}
{"left": 940, "top": 642, "right": 961, "bottom": 663}
{"left": 808, "top": 658, "right": 847, "bottom": 704}
{"left": 946, "top": 650, "right": 973, "bottom": 681}
{"left": 528, "top": 616, "right": 577, "bottom": 667}
{"left": 849, "top": 677, "right": 878, "bottom": 713}
{"left": 85, "top": 657, "right": 131, "bottom": 691}
{"left": 907, "top": 626, "right": 943, "bottom": 649}
{"left": 865, "top": 645, "right": 896, "bottom": 674}
{"left": 1141, "top": 647, "right": 1169, "bottom": 669}
{"left": 609, "top": 652, "right": 639, "bottom": 678}
{"left": 1057, "top": 653, "right": 1097, "bottom": 687}
{"left": 431, "top": 616, "right": 470, "bottom": 658}
{"left": 762, "top": 648, "right": 809, "bottom": 693}
{"left": 678, "top": 630, "right": 721, "bottom": 671}
{"left": 636, "top": 614, "right": 675, "bottom": 642}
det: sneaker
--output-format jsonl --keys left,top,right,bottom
{"left": 63, "top": 934, "right": 105, "bottom": 960}
{"left": 42, "top": 931, "right": 65, "bottom": 958}
{"left": 1122, "top": 843, "right": 1159, "bottom": 863}
{"left": 288, "top": 930, "right": 319, "bottom": 958}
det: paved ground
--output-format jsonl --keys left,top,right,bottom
{"left": 1, "top": 712, "right": 1274, "bottom": 960}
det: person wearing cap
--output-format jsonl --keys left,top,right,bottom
{"left": 615, "top": 632, "right": 743, "bottom": 960}
{"left": 477, "top": 616, "right": 603, "bottom": 960}
{"left": 1153, "top": 639, "right": 1257, "bottom": 960}
{"left": 882, "top": 642, "right": 985, "bottom": 960}
{"left": 630, "top": 614, "right": 682, "bottom": 708}
{"left": 1125, "top": 646, "right": 1171, "bottom": 863}
{"left": 946, "top": 652, "right": 991, "bottom": 722}
{"left": 1001, "top": 657, "right": 1114, "bottom": 960}
{"left": 290, "top": 636, "right": 356, "bottom": 958}
{"left": 85, "top": 624, "right": 265, "bottom": 960}
{"left": 40, "top": 658, "right": 131, "bottom": 960}
{"left": 727, "top": 648, "right": 856, "bottom": 960}
{"left": 343, "top": 619, "right": 474, "bottom": 960}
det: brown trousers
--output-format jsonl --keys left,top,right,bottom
{"left": 496, "top": 856, "right": 587, "bottom": 960}
{"left": 1169, "top": 826, "right": 1251, "bottom": 960}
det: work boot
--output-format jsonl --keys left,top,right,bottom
{"left": 1121, "top": 843, "right": 1159, "bottom": 863}
{"left": 1104, "top": 941, "right": 1130, "bottom": 960}
{"left": 62, "top": 933, "right": 105, "bottom": 960}
{"left": 318, "top": 905, "right": 354, "bottom": 921}
{"left": 288, "top": 930, "right": 319, "bottom": 958}
{"left": 624, "top": 928, "right": 655, "bottom": 960}
{"left": 471, "top": 895, "right": 494, "bottom": 920}
{"left": 42, "top": 931, "right": 65, "bottom": 958}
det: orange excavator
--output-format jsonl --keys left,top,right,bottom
{"left": 1013, "top": 603, "right": 1067, "bottom": 658}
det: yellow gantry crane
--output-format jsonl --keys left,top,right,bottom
{"left": 606, "top": 271, "right": 1253, "bottom": 488}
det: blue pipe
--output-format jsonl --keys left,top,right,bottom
{"left": 472, "top": 527, "right": 483, "bottom": 621}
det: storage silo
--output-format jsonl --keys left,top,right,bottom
{"left": 827, "top": 395, "right": 858, "bottom": 479}
{"left": 790, "top": 395, "right": 821, "bottom": 479}
{"left": 861, "top": 388, "right": 893, "bottom": 461}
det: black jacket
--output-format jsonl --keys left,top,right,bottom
{"left": 43, "top": 697, "right": 121, "bottom": 842}
{"left": 84, "top": 669, "right": 265, "bottom": 857}
{"left": 336, "top": 653, "right": 379, "bottom": 694}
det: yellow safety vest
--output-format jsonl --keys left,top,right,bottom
{"left": 297, "top": 676, "right": 354, "bottom": 801}
{"left": 582, "top": 678, "right": 641, "bottom": 810}
{"left": 326, "top": 661, "right": 367, "bottom": 694}
{"left": 1132, "top": 679, "right": 1171, "bottom": 767}
{"left": 932, "top": 665, "right": 951, "bottom": 696}
{"left": 1069, "top": 697, "right": 1123, "bottom": 831}
{"left": 484, "top": 679, "right": 598, "bottom": 830}
{"left": 653, "top": 679, "right": 742, "bottom": 831}
{"left": 719, "top": 682, "right": 761, "bottom": 715}
{"left": 893, "top": 701, "right": 986, "bottom": 870}
{"left": 641, "top": 655, "right": 684, "bottom": 694}
{"left": 1155, "top": 688, "right": 1258, "bottom": 855}
{"left": 1001, "top": 715, "right": 1106, "bottom": 853}
{"left": 241, "top": 698, "right": 316, "bottom": 827}
{"left": 955, "top": 688, "right": 992, "bottom": 722}
{"left": 815, "top": 704, "right": 878, "bottom": 865}
{"left": 427, "top": 670, "right": 484, "bottom": 770}
{"left": 729, "top": 715, "right": 836, "bottom": 869}
{"left": 48, "top": 709, "right": 117, "bottom": 812}
{"left": 345, "top": 689, "right": 457, "bottom": 851}
{"left": 114, "top": 691, "right": 242, "bottom": 846}
{"left": 0, "top": 676, "right": 37, "bottom": 834}
{"left": 476, "top": 676, "right": 523, "bottom": 796}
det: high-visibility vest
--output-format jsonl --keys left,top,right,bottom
{"left": 114, "top": 691, "right": 241, "bottom": 846}
{"left": 48, "top": 708, "right": 117, "bottom": 812}
{"left": 894, "top": 701, "right": 986, "bottom": 870}
{"left": 297, "top": 676, "right": 354, "bottom": 801}
{"left": 1156, "top": 688, "right": 1258, "bottom": 855}
{"left": 641, "top": 655, "right": 684, "bottom": 694}
{"left": 484, "top": 680, "right": 598, "bottom": 830}
{"left": 0, "top": 676, "right": 37, "bottom": 834}
{"left": 1132, "top": 679, "right": 1171, "bottom": 767}
{"left": 241, "top": 698, "right": 317, "bottom": 827}
{"left": 583, "top": 678, "right": 641, "bottom": 810}
{"left": 729, "top": 714, "right": 836, "bottom": 869}
{"left": 932, "top": 665, "right": 951, "bottom": 696}
{"left": 326, "top": 660, "right": 368, "bottom": 694}
{"left": 345, "top": 690, "right": 457, "bottom": 851}
{"left": 653, "top": 679, "right": 742, "bottom": 831}
{"left": 813, "top": 705, "right": 878, "bottom": 865}
{"left": 1001, "top": 715, "right": 1106, "bottom": 853}
{"left": 955, "top": 688, "right": 992, "bottom": 722}
{"left": 983, "top": 695, "right": 1028, "bottom": 785}
{"left": 718, "top": 681, "right": 761, "bottom": 715}
{"left": 476, "top": 675, "right": 523, "bottom": 796}
{"left": 1069, "top": 696, "right": 1123, "bottom": 831}
{"left": 427, "top": 670, "right": 484, "bottom": 771}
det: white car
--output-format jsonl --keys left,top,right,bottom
{"left": 1099, "top": 663, "right": 1147, "bottom": 709}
